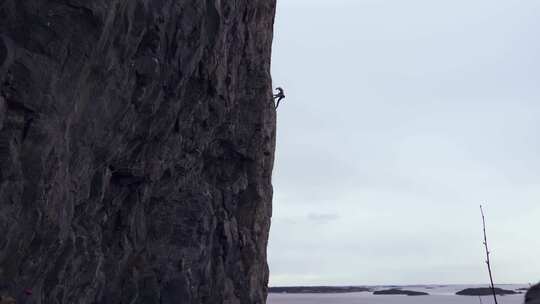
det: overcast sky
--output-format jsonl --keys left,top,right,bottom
{"left": 268, "top": 0, "right": 540, "bottom": 286}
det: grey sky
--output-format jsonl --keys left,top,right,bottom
{"left": 268, "top": 0, "right": 540, "bottom": 286}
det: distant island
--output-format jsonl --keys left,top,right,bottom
{"left": 456, "top": 288, "right": 517, "bottom": 296}
{"left": 269, "top": 286, "right": 370, "bottom": 294}
{"left": 373, "top": 289, "right": 429, "bottom": 296}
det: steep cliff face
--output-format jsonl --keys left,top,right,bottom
{"left": 526, "top": 284, "right": 540, "bottom": 304}
{"left": 0, "top": 1, "right": 276, "bottom": 303}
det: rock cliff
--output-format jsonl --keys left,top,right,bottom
{"left": 0, "top": 1, "right": 276, "bottom": 303}
{"left": 526, "top": 284, "right": 540, "bottom": 304}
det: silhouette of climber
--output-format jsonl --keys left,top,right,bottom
{"left": 273, "top": 87, "right": 285, "bottom": 109}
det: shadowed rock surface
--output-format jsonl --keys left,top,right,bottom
{"left": 373, "top": 289, "right": 429, "bottom": 296}
{"left": 0, "top": 1, "right": 276, "bottom": 303}
{"left": 456, "top": 288, "right": 517, "bottom": 296}
{"left": 526, "top": 284, "right": 540, "bottom": 304}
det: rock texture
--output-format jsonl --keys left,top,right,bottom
{"left": 0, "top": 1, "right": 276, "bottom": 303}
{"left": 526, "top": 284, "right": 540, "bottom": 304}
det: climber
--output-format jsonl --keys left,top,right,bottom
{"left": 273, "top": 87, "right": 285, "bottom": 109}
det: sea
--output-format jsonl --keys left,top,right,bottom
{"left": 267, "top": 284, "right": 529, "bottom": 304}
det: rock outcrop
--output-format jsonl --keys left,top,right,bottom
{"left": 456, "top": 287, "right": 517, "bottom": 296}
{"left": 0, "top": 1, "right": 276, "bottom": 303}
{"left": 456, "top": 288, "right": 517, "bottom": 296}
{"left": 526, "top": 284, "right": 540, "bottom": 304}
{"left": 373, "top": 289, "right": 429, "bottom": 296}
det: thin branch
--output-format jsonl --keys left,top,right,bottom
{"left": 480, "top": 205, "right": 498, "bottom": 304}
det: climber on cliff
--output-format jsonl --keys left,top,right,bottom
{"left": 273, "top": 87, "right": 285, "bottom": 109}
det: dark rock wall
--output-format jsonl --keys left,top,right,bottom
{"left": 0, "top": 1, "right": 276, "bottom": 303}
{"left": 526, "top": 284, "right": 540, "bottom": 304}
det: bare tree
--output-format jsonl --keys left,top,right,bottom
{"left": 480, "top": 205, "right": 498, "bottom": 304}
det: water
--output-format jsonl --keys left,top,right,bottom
{"left": 267, "top": 284, "right": 528, "bottom": 304}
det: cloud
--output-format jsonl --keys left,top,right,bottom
{"left": 307, "top": 213, "right": 341, "bottom": 223}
